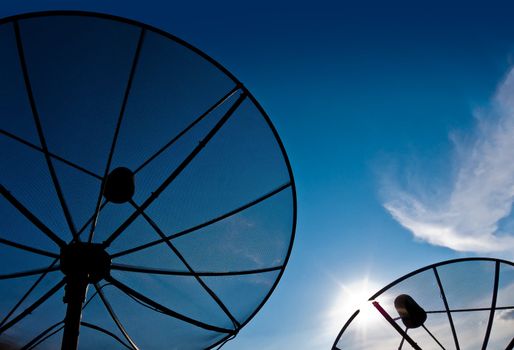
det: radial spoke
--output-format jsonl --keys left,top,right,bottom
{"left": 14, "top": 21, "right": 78, "bottom": 240}
{"left": 83, "top": 282, "right": 112, "bottom": 310}
{"left": 422, "top": 324, "right": 446, "bottom": 350}
{"left": 81, "top": 321, "right": 135, "bottom": 350}
{"left": 103, "top": 92, "right": 247, "bottom": 247}
{"left": 0, "top": 278, "right": 65, "bottom": 334}
{"left": 94, "top": 283, "right": 139, "bottom": 350}
{"left": 129, "top": 200, "right": 240, "bottom": 328}
{"left": 106, "top": 276, "right": 234, "bottom": 334}
{"left": 134, "top": 84, "right": 241, "bottom": 174}
{"left": 1, "top": 185, "right": 66, "bottom": 248}
{"left": 1, "top": 129, "right": 102, "bottom": 180}
{"left": 76, "top": 200, "right": 108, "bottom": 241}
{"left": 423, "top": 305, "right": 514, "bottom": 314}
{"left": 0, "top": 258, "right": 59, "bottom": 328}
{"left": 482, "top": 261, "right": 500, "bottom": 350}
{"left": 433, "top": 267, "right": 460, "bottom": 350}
{"left": 111, "top": 182, "right": 290, "bottom": 258}
{"left": 0, "top": 236, "right": 59, "bottom": 258}
{"left": 88, "top": 28, "right": 146, "bottom": 243}
{"left": 20, "top": 320, "right": 64, "bottom": 350}
{"left": 111, "top": 263, "right": 282, "bottom": 277}
{"left": 0, "top": 265, "right": 60, "bottom": 280}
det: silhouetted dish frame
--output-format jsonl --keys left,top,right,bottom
{"left": 0, "top": 10, "right": 297, "bottom": 350}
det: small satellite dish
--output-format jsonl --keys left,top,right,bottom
{"left": 0, "top": 11, "right": 296, "bottom": 349}
{"left": 332, "top": 258, "right": 514, "bottom": 350}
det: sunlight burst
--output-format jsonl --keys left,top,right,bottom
{"left": 327, "top": 277, "right": 382, "bottom": 337}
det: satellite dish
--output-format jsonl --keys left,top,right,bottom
{"left": 0, "top": 11, "right": 296, "bottom": 349}
{"left": 332, "top": 258, "right": 514, "bottom": 350}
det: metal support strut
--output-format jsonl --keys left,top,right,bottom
{"left": 61, "top": 276, "right": 88, "bottom": 350}
{"left": 59, "top": 242, "right": 111, "bottom": 350}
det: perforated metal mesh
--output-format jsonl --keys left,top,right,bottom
{"left": 0, "top": 11, "right": 296, "bottom": 350}
{"left": 332, "top": 258, "right": 514, "bottom": 350}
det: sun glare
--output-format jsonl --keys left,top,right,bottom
{"left": 327, "top": 277, "right": 382, "bottom": 336}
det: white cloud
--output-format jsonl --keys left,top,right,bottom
{"left": 383, "top": 67, "right": 514, "bottom": 253}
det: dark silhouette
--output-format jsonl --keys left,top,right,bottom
{"left": 394, "top": 294, "right": 427, "bottom": 329}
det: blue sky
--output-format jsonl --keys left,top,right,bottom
{"left": 2, "top": 1, "right": 514, "bottom": 349}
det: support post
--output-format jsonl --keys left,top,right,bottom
{"left": 61, "top": 276, "right": 88, "bottom": 350}
{"left": 59, "top": 240, "right": 111, "bottom": 349}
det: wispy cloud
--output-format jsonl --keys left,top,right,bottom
{"left": 383, "top": 67, "right": 514, "bottom": 253}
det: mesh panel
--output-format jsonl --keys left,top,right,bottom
{"left": 78, "top": 325, "right": 124, "bottom": 350}
{"left": 18, "top": 15, "right": 140, "bottom": 174}
{"left": 203, "top": 270, "right": 281, "bottom": 323}
{"left": 0, "top": 245, "right": 52, "bottom": 275}
{"left": 110, "top": 29, "right": 235, "bottom": 172}
{"left": 451, "top": 310, "right": 490, "bottom": 349}
{"left": 111, "top": 270, "right": 233, "bottom": 328}
{"left": 0, "top": 23, "right": 39, "bottom": 144}
{"left": 0, "top": 267, "right": 62, "bottom": 330}
{"left": 91, "top": 202, "right": 133, "bottom": 244}
{"left": 103, "top": 287, "right": 227, "bottom": 350}
{"left": 173, "top": 187, "right": 293, "bottom": 271}
{"left": 488, "top": 262, "right": 514, "bottom": 348}
{"left": 109, "top": 216, "right": 186, "bottom": 270}
{"left": 412, "top": 312, "right": 454, "bottom": 349}
{"left": 0, "top": 275, "right": 65, "bottom": 349}
{"left": 437, "top": 260, "right": 495, "bottom": 309}
{"left": 0, "top": 272, "right": 47, "bottom": 324}
{"left": 79, "top": 286, "right": 133, "bottom": 350}
{"left": 146, "top": 98, "right": 290, "bottom": 227}
{"left": 127, "top": 91, "right": 238, "bottom": 207}
{"left": 52, "top": 160, "right": 101, "bottom": 234}
{"left": 1, "top": 136, "right": 71, "bottom": 240}
{"left": 375, "top": 269, "right": 445, "bottom": 319}
{"left": 497, "top": 262, "right": 514, "bottom": 307}
{"left": 0, "top": 191, "right": 58, "bottom": 254}
{"left": 33, "top": 328, "right": 64, "bottom": 350}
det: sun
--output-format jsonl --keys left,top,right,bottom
{"left": 327, "top": 277, "right": 382, "bottom": 335}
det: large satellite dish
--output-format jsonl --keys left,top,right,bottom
{"left": 332, "top": 258, "right": 514, "bottom": 349}
{"left": 0, "top": 11, "right": 296, "bottom": 349}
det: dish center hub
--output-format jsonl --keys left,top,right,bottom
{"left": 60, "top": 242, "right": 111, "bottom": 283}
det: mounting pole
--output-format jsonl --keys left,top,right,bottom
{"left": 61, "top": 276, "right": 88, "bottom": 350}
{"left": 59, "top": 242, "right": 111, "bottom": 350}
